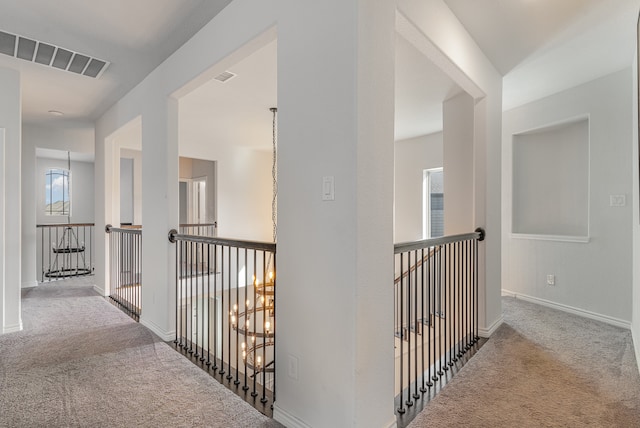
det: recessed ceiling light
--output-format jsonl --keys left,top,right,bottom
{"left": 48, "top": 110, "right": 64, "bottom": 116}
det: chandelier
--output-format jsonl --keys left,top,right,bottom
{"left": 231, "top": 107, "right": 277, "bottom": 400}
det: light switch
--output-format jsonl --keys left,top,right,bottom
{"left": 610, "top": 195, "right": 626, "bottom": 207}
{"left": 322, "top": 176, "right": 335, "bottom": 201}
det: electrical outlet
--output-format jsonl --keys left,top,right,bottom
{"left": 546, "top": 274, "right": 555, "bottom": 286}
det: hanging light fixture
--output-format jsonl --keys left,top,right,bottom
{"left": 233, "top": 107, "right": 277, "bottom": 384}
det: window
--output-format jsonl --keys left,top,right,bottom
{"left": 423, "top": 168, "right": 444, "bottom": 239}
{"left": 45, "top": 168, "right": 71, "bottom": 216}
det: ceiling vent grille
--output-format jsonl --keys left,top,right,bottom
{"left": 0, "top": 30, "right": 109, "bottom": 78}
{"left": 214, "top": 71, "right": 236, "bottom": 83}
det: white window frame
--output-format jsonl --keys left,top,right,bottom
{"left": 45, "top": 167, "right": 72, "bottom": 217}
{"left": 422, "top": 167, "right": 443, "bottom": 239}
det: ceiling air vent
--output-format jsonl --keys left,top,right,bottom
{"left": 0, "top": 30, "right": 110, "bottom": 78}
{"left": 214, "top": 71, "right": 236, "bottom": 83}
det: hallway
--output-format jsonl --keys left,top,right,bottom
{"left": 0, "top": 278, "right": 280, "bottom": 427}
{"left": 3, "top": 278, "right": 640, "bottom": 427}
{"left": 407, "top": 296, "right": 640, "bottom": 427}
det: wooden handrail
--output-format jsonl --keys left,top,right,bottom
{"left": 394, "top": 247, "right": 439, "bottom": 285}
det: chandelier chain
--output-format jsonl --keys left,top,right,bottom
{"left": 271, "top": 107, "right": 277, "bottom": 244}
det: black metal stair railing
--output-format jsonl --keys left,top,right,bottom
{"left": 179, "top": 222, "right": 217, "bottom": 237}
{"left": 168, "top": 229, "right": 276, "bottom": 416}
{"left": 105, "top": 224, "right": 142, "bottom": 321}
{"left": 394, "top": 228, "right": 485, "bottom": 417}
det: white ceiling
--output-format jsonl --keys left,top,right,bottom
{"left": 2, "top": 0, "right": 639, "bottom": 149}
{"left": 0, "top": 0, "right": 231, "bottom": 124}
{"left": 179, "top": 35, "right": 462, "bottom": 147}
{"left": 444, "top": 0, "right": 640, "bottom": 110}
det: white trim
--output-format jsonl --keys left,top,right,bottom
{"left": 21, "top": 280, "right": 38, "bottom": 289}
{"left": 632, "top": 326, "right": 640, "bottom": 376}
{"left": 479, "top": 316, "right": 503, "bottom": 338}
{"left": 510, "top": 233, "right": 590, "bottom": 243}
{"left": 273, "top": 407, "right": 396, "bottom": 428}
{"left": 3, "top": 321, "right": 22, "bottom": 334}
{"left": 384, "top": 418, "right": 398, "bottom": 428}
{"left": 502, "top": 289, "right": 631, "bottom": 329}
{"left": 93, "top": 284, "right": 105, "bottom": 296}
{"left": 140, "top": 316, "right": 174, "bottom": 342}
{"left": 273, "top": 405, "right": 312, "bottom": 428}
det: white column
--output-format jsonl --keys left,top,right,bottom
{"left": 0, "top": 128, "right": 4, "bottom": 330}
{"left": 94, "top": 127, "right": 117, "bottom": 296}
{"left": 443, "top": 92, "right": 475, "bottom": 234}
{"left": 139, "top": 96, "right": 179, "bottom": 340}
{"left": 0, "top": 68, "right": 22, "bottom": 333}
{"left": 274, "top": 1, "right": 396, "bottom": 427}
{"left": 21, "top": 137, "right": 37, "bottom": 288}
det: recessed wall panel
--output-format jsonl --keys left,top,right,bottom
{"left": 512, "top": 119, "right": 589, "bottom": 237}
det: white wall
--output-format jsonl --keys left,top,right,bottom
{"left": 120, "top": 158, "right": 133, "bottom": 224}
{"left": 394, "top": 132, "right": 443, "bottom": 242}
{"left": 503, "top": 68, "right": 633, "bottom": 325}
{"left": 631, "top": 52, "right": 640, "bottom": 367}
{"left": 178, "top": 157, "right": 218, "bottom": 227}
{"left": 121, "top": 148, "right": 142, "bottom": 225}
{"left": 179, "top": 146, "right": 270, "bottom": 241}
{"left": 0, "top": 68, "right": 21, "bottom": 333}
{"left": 512, "top": 119, "right": 589, "bottom": 237}
{"left": 0, "top": 129, "right": 4, "bottom": 331}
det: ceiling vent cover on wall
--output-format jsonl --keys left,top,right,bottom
{"left": 0, "top": 30, "right": 110, "bottom": 78}
{"left": 214, "top": 71, "right": 236, "bottom": 83}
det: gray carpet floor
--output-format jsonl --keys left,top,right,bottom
{"left": 0, "top": 277, "right": 281, "bottom": 428}
{"left": 3, "top": 279, "right": 640, "bottom": 427}
{"left": 408, "top": 296, "right": 640, "bottom": 427}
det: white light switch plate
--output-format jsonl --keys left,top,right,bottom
{"left": 610, "top": 195, "right": 626, "bottom": 207}
{"left": 322, "top": 176, "right": 335, "bottom": 201}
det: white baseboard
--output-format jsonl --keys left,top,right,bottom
{"left": 93, "top": 284, "right": 106, "bottom": 296}
{"left": 632, "top": 326, "right": 640, "bottom": 376}
{"left": 21, "top": 281, "right": 38, "bottom": 289}
{"left": 273, "top": 404, "right": 396, "bottom": 428}
{"left": 3, "top": 321, "right": 23, "bottom": 334}
{"left": 140, "top": 317, "right": 175, "bottom": 342}
{"left": 479, "top": 315, "right": 503, "bottom": 338}
{"left": 384, "top": 417, "right": 398, "bottom": 428}
{"left": 502, "top": 289, "right": 631, "bottom": 330}
{"left": 273, "top": 405, "right": 312, "bottom": 428}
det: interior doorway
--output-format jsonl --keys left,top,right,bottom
{"left": 180, "top": 176, "right": 207, "bottom": 224}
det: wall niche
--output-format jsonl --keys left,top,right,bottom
{"left": 512, "top": 118, "right": 589, "bottom": 240}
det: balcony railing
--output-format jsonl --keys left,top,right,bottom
{"left": 168, "top": 229, "right": 276, "bottom": 415}
{"left": 394, "top": 228, "right": 485, "bottom": 417}
{"left": 36, "top": 223, "right": 94, "bottom": 282}
{"left": 105, "top": 224, "right": 142, "bottom": 321}
{"left": 179, "top": 222, "right": 217, "bottom": 237}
